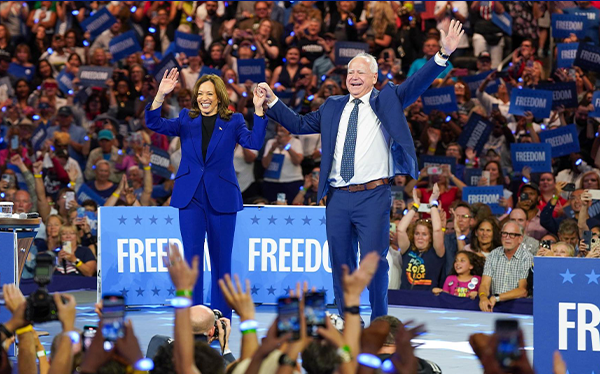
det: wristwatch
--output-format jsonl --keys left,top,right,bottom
{"left": 343, "top": 306, "right": 360, "bottom": 315}
{"left": 494, "top": 294, "right": 500, "bottom": 302}
{"left": 438, "top": 48, "right": 450, "bottom": 59}
{"left": 278, "top": 353, "right": 297, "bottom": 367}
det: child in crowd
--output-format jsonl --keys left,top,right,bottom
{"left": 433, "top": 251, "right": 485, "bottom": 299}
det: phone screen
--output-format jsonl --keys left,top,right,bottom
{"left": 584, "top": 231, "right": 592, "bottom": 250}
{"left": 65, "top": 191, "right": 75, "bottom": 208}
{"left": 495, "top": 319, "right": 520, "bottom": 370}
{"left": 277, "top": 296, "right": 300, "bottom": 339}
{"left": 82, "top": 325, "right": 97, "bottom": 351}
{"left": 10, "top": 136, "right": 18, "bottom": 150}
{"left": 102, "top": 295, "right": 125, "bottom": 342}
{"left": 305, "top": 292, "right": 326, "bottom": 337}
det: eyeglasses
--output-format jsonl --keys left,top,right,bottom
{"left": 416, "top": 219, "right": 431, "bottom": 224}
{"left": 456, "top": 214, "right": 472, "bottom": 219}
{"left": 501, "top": 231, "right": 522, "bottom": 239}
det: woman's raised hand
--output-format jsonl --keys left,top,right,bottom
{"left": 157, "top": 68, "right": 179, "bottom": 97}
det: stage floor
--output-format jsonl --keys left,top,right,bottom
{"left": 30, "top": 291, "right": 533, "bottom": 374}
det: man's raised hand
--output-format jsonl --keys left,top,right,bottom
{"left": 257, "top": 82, "right": 275, "bottom": 104}
{"left": 440, "top": 19, "right": 464, "bottom": 55}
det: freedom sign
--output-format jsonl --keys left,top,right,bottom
{"left": 420, "top": 86, "right": 458, "bottom": 114}
{"left": 78, "top": 66, "right": 114, "bottom": 87}
{"left": 537, "top": 82, "right": 578, "bottom": 109}
{"left": 534, "top": 257, "right": 600, "bottom": 374}
{"left": 462, "top": 70, "right": 499, "bottom": 95}
{"left": 56, "top": 70, "right": 74, "bottom": 95}
{"left": 557, "top": 43, "right": 579, "bottom": 68}
{"left": 508, "top": 88, "right": 553, "bottom": 118}
{"left": 462, "top": 186, "right": 504, "bottom": 215}
{"left": 175, "top": 31, "right": 202, "bottom": 57}
{"left": 510, "top": 143, "right": 552, "bottom": 173}
{"left": 154, "top": 54, "right": 181, "bottom": 82}
{"left": 109, "top": 31, "right": 142, "bottom": 62}
{"left": 591, "top": 91, "right": 600, "bottom": 117}
{"left": 491, "top": 12, "right": 512, "bottom": 35}
{"left": 457, "top": 113, "right": 493, "bottom": 155}
{"left": 99, "top": 206, "right": 368, "bottom": 306}
{"left": 464, "top": 168, "right": 483, "bottom": 187}
{"left": 552, "top": 14, "right": 587, "bottom": 39}
{"left": 334, "top": 42, "right": 369, "bottom": 65}
{"left": 539, "top": 124, "right": 580, "bottom": 158}
{"left": 150, "top": 146, "right": 172, "bottom": 179}
{"left": 238, "top": 58, "right": 266, "bottom": 83}
{"left": 80, "top": 7, "right": 117, "bottom": 39}
{"left": 574, "top": 43, "right": 600, "bottom": 73}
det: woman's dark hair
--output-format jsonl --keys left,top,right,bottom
{"left": 67, "top": 52, "right": 83, "bottom": 65}
{"left": 36, "top": 59, "right": 54, "bottom": 79}
{"left": 449, "top": 250, "right": 486, "bottom": 277}
{"left": 189, "top": 74, "right": 233, "bottom": 121}
{"left": 469, "top": 217, "right": 502, "bottom": 254}
{"left": 84, "top": 92, "right": 109, "bottom": 114}
{"left": 483, "top": 160, "right": 506, "bottom": 187}
{"left": 13, "top": 78, "right": 30, "bottom": 98}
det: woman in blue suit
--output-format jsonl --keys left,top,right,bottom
{"left": 146, "top": 68, "right": 268, "bottom": 318}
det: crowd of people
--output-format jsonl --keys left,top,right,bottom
{"left": 0, "top": 0, "right": 598, "bottom": 372}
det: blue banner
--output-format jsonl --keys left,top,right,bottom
{"left": 413, "top": 1, "right": 426, "bottom": 13}
{"left": 575, "top": 43, "right": 600, "bottom": 73}
{"left": 557, "top": 43, "right": 579, "bottom": 68}
{"left": 421, "top": 86, "right": 458, "bottom": 114}
{"left": 334, "top": 42, "right": 369, "bottom": 66}
{"left": 109, "top": 30, "right": 142, "bottom": 62}
{"left": 80, "top": 7, "right": 117, "bottom": 40}
{"left": 508, "top": 88, "right": 553, "bottom": 118}
{"left": 462, "top": 70, "right": 499, "bottom": 95}
{"left": 175, "top": 31, "right": 202, "bottom": 58}
{"left": 200, "top": 66, "right": 222, "bottom": 77}
{"left": 154, "top": 54, "right": 181, "bottom": 82}
{"left": 237, "top": 58, "right": 266, "bottom": 83}
{"left": 8, "top": 63, "right": 35, "bottom": 81}
{"left": 539, "top": 124, "right": 581, "bottom": 158}
{"left": 0, "top": 232, "right": 16, "bottom": 356}
{"left": 150, "top": 146, "right": 172, "bottom": 179}
{"left": 78, "top": 66, "right": 113, "bottom": 87}
{"left": 30, "top": 125, "right": 47, "bottom": 152}
{"left": 418, "top": 155, "right": 456, "bottom": 175}
{"left": 510, "top": 143, "right": 552, "bottom": 173}
{"left": 491, "top": 12, "right": 512, "bottom": 35}
{"left": 56, "top": 70, "right": 74, "bottom": 95}
{"left": 537, "top": 82, "right": 578, "bottom": 109}
{"left": 457, "top": 113, "right": 493, "bottom": 155}
{"left": 552, "top": 14, "right": 587, "bottom": 39}
{"left": 462, "top": 186, "right": 503, "bottom": 215}
{"left": 534, "top": 257, "right": 600, "bottom": 374}
{"left": 77, "top": 183, "right": 106, "bottom": 206}
{"left": 591, "top": 91, "right": 600, "bottom": 117}
{"left": 264, "top": 154, "right": 284, "bottom": 179}
{"left": 464, "top": 168, "right": 482, "bottom": 187}
{"left": 99, "top": 206, "right": 368, "bottom": 305}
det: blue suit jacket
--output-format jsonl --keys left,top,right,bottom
{"left": 145, "top": 104, "right": 267, "bottom": 212}
{"left": 267, "top": 58, "right": 445, "bottom": 202}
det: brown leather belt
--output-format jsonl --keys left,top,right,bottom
{"left": 334, "top": 178, "right": 389, "bottom": 192}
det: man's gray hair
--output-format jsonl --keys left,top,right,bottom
{"left": 348, "top": 52, "right": 378, "bottom": 74}
{"left": 502, "top": 219, "right": 525, "bottom": 236}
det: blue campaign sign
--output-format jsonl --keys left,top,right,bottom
{"left": 511, "top": 143, "right": 552, "bottom": 173}
{"left": 591, "top": 91, "right": 600, "bottom": 117}
{"left": 534, "top": 257, "right": 600, "bottom": 374}
{"left": 557, "top": 43, "right": 579, "bottom": 68}
{"left": 8, "top": 63, "right": 35, "bottom": 81}
{"left": 421, "top": 86, "right": 458, "bottom": 114}
{"left": 80, "top": 7, "right": 117, "bottom": 39}
{"left": 413, "top": 1, "right": 426, "bottom": 13}
{"left": 491, "top": 12, "right": 512, "bottom": 35}
{"left": 539, "top": 124, "right": 581, "bottom": 158}
{"left": 552, "top": 14, "right": 587, "bottom": 39}
{"left": 78, "top": 66, "right": 114, "bottom": 87}
{"left": 462, "top": 186, "right": 504, "bottom": 215}
{"left": 200, "top": 66, "right": 222, "bottom": 77}
{"left": 334, "top": 42, "right": 369, "bottom": 66}
{"left": 154, "top": 54, "right": 181, "bottom": 82}
{"left": 56, "top": 70, "right": 74, "bottom": 95}
{"left": 109, "top": 30, "right": 142, "bottom": 62}
{"left": 508, "top": 88, "right": 553, "bottom": 118}
{"left": 99, "top": 206, "right": 368, "bottom": 306}
{"left": 457, "top": 113, "right": 493, "bottom": 155}
{"left": 462, "top": 70, "right": 499, "bottom": 94}
{"left": 574, "top": 43, "right": 600, "bottom": 73}
{"left": 150, "top": 146, "right": 172, "bottom": 179}
{"left": 31, "top": 125, "right": 47, "bottom": 152}
{"left": 238, "top": 59, "right": 266, "bottom": 83}
{"left": 264, "top": 154, "right": 284, "bottom": 179}
{"left": 537, "top": 82, "right": 578, "bottom": 109}
{"left": 77, "top": 183, "right": 106, "bottom": 206}
{"left": 464, "top": 168, "right": 482, "bottom": 187}
{"left": 419, "top": 155, "right": 456, "bottom": 175}
{"left": 175, "top": 31, "right": 202, "bottom": 57}
{"left": 0, "top": 232, "right": 16, "bottom": 356}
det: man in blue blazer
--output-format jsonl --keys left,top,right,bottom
{"left": 259, "top": 21, "right": 464, "bottom": 320}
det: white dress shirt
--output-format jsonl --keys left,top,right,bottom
{"left": 267, "top": 54, "right": 448, "bottom": 187}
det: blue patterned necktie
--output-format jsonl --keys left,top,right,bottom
{"left": 340, "top": 98, "right": 362, "bottom": 183}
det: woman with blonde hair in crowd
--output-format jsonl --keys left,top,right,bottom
{"left": 54, "top": 224, "right": 97, "bottom": 277}
{"left": 363, "top": 1, "right": 396, "bottom": 57}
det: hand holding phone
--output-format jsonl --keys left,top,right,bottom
{"left": 277, "top": 296, "right": 300, "bottom": 340}
{"left": 101, "top": 295, "right": 125, "bottom": 344}
{"left": 304, "top": 292, "right": 326, "bottom": 338}
{"left": 495, "top": 319, "right": 521, "bottom": 370}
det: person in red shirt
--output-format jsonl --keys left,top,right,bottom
{"left": 538, "top": 172, "right": 567, "bottom": 218}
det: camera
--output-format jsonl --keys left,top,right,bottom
{"left": 25, "top": 252, "right": 63, "bottom": 324}
{"left": 519, "top": 192, "right": 529, "bottom": 202}
{"left": 213, "top": 309, "right": 226, "bottom": 340}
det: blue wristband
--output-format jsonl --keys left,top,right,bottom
{"left": 284, "top": 143, "right": 291, "bottom": 151}
{"left": 357, "top": 353, "right": 382, "bottom": 369}
{"left": 170, "top": 297, "right": 192, "bottom": 309}
{"left": 134, "top": 358, "right": 155, "bottom": 371}
{"left": 240, "top": 320, "right": 259, "bottom": 332}
{"left": 382, "top": 359, "right": 396, "bottom": 373}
